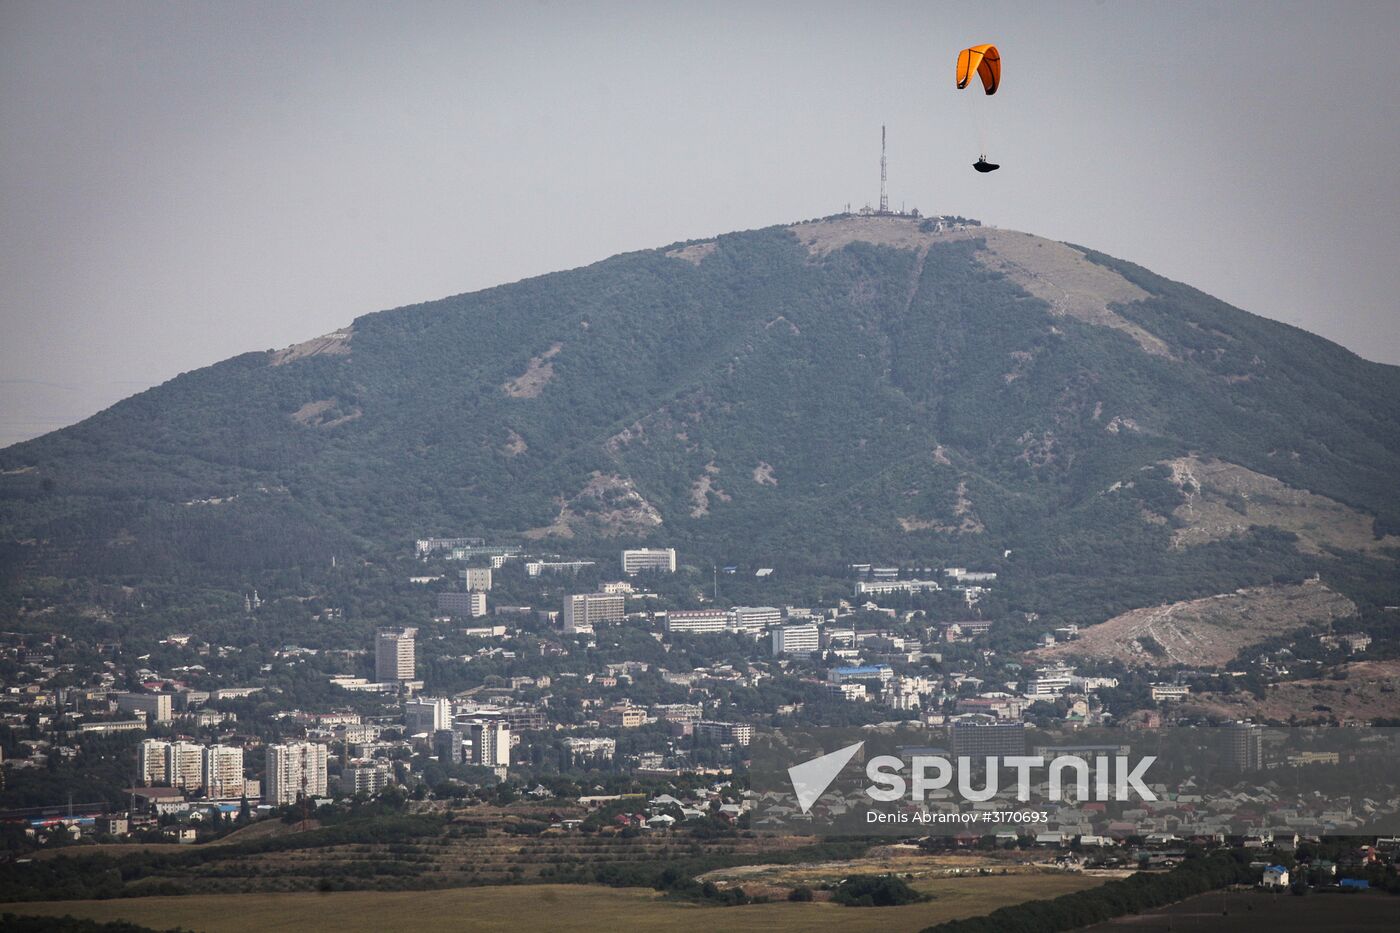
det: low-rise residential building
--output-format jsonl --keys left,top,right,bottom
{"left": 600, "top": 706, "right": 647, "bottom": 728}
{"left": 563, "top": 736, "right": 616, "bottom": 764}
{"left": 1150, "top": 684, "right": 1191, "bottom": 703}
{"left": 692, "top": 720, "right": 753, "bottom": 746}
{"left": 855, "top": 579, "right": 941, "bottom": 596}
{"left": 341, "top": 761, "right": 394, "bottom": 796}
{"left": 526, "top": 560, "right": 596, "bottom": 576}
{"left": 730, "top": 606, "right": 782, "bottom": 634}
{"left": 665, "top": 610, "right": 730, "bottom": 635}
{"left": 438, "top": 591, "right": 488, "bottom": 617}
{"left": 563, "top": 593, "right": 626, "bottom": 634}
{"left": 828, "top": 664, "right": 894, "bottom": 686}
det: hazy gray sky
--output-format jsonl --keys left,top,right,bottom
{"left": 3, "top": 1, "right": 1398, "bottom": 447}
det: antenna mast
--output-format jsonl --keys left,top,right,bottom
{"left": 879, "top": 125, "right": 888, "bottom": 214}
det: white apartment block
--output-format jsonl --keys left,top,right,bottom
{"left": 563, "top": 593, "right": 626, "bottom": 634}
{"left": 772, "top": 623, "right": 820, "bottom": 657}
{"left": 341, "top": 761, "right": 394, "bottom": 796}
{"left": 731, "top": 606, "right": 782, "bottom": 634}
{"left": 854, "top": 579, "right": 942, "bottom": 596}
{"left": 563, "top": 736, "right": 616, "bottom": 763}
{"left": 665, "top": 609, "right": 730, "bottom": 635}
{"left": 266, "top": 741, "right": 329, "bottom": 806}
{"left": 621, "top": 548, "right": 677, "bottom": 575}
{"left": 375, "top": 627, "right": 417, "bottom": 682}
{"left": 202, "top": 745, "right": 245, "bottom": 798}
{"left": 1025, "top": 676, "right": 1075, "bottom": 698}
{"left": 526, "top": 560, "right": 596, "bottom": 576}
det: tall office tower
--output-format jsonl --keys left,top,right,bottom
{"left": 138, "top": 739, "right": 170, "bottom": 784}
{"left": 375, "top": 626, "right": 417, "bottom": 682}
{"left": 202, "top": 745, "right": 245, "bottom": 798}
{"left": 266, "top": 741, "right": 329, "bottom": 805}
{"left": 620, "top": 548, "right": 677, "bottom": 575}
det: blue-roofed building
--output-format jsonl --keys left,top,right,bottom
{"left": 828, "top": 664, "right": 894, "bottom": 686}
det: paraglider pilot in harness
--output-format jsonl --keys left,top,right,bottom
{"left": 956, "top": 44, "right": 1001, "bottom": 173}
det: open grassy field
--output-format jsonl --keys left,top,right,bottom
{"left": 1078, "top": 889, "right": 1400, "bottom": 931}
{"left": 9, "top": 874, "right": 1106, "bottom": 933}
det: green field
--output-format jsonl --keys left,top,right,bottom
{"left": 10, "top": 874, "right": 1105, "bottom": 933}
{"left": 1079, "top": 889, "right": 1400, "bottom": 931}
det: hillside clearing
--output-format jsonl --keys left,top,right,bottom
{"left": 1036, "top": 580, "right": 1356, "bottom": 667}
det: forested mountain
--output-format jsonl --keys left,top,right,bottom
{"left": 2, "top": 214, "right": 1397, "bottom": 621}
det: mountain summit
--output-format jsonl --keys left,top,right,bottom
{"left": 3, "top": 214, "right": 1397, "bottom": 618}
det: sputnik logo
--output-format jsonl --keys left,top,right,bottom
{"left": 788, "top": 740, "right": 864, "bottom": 813}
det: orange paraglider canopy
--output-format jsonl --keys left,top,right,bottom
{"left": 956, "top": 44, "right": 1000, "bottom": 95}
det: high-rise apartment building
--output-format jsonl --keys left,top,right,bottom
{"left": 467, "top": 720, "right": 511, "bottom": 768}
{"left": 138, "top": 739, "right": 169, "bottom": 784}
{"left": 266, "top": 741, "right": 329, "bottom": 805}
{"left": 375, "top": 627, "right": 417, "bottom": 682}
{"left": 1226, "top": 722, "right": 1264, "bottom": 771}
{"left": 202, "top": 745, "right": 245, "bottom": 798}
{"left": 167, "top": 740, "right": 205, "bottom": 790}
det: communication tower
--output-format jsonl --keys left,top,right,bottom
{"left": 879, "top": 125, "right": 889, "bottom": 214}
